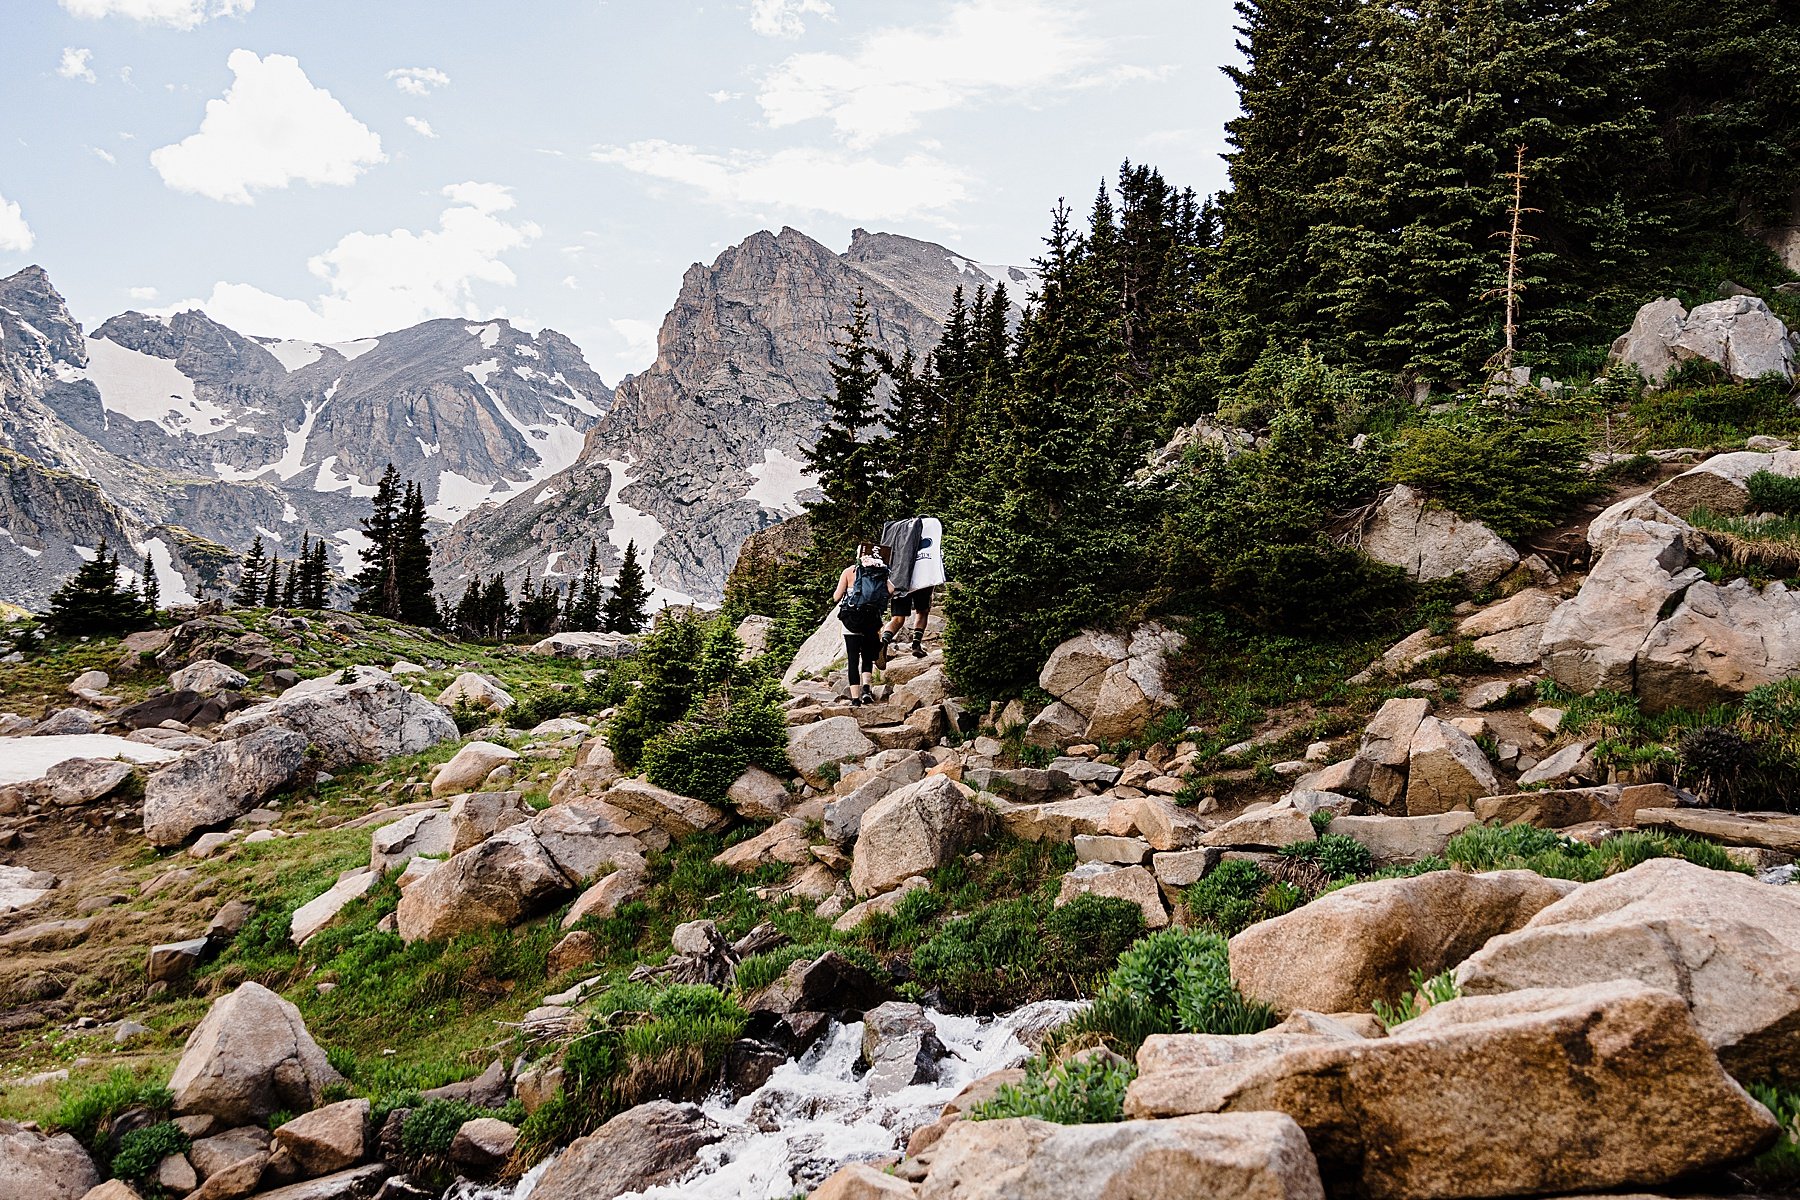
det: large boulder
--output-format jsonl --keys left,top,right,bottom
{"left": 436, "top": 672, "right": 514, "bottom": 712}
{"left": 446, "top": 790, "right": 533, "bottom": 855}
{"left": 272, "top": 1098, "right": 368, "bottom": 1177}
{"left": 1037, "top": 625, "right": 1184, "bottom": 743}
{"left": 170, "top": 982, "right": 345, "bottom": 1125}
{"left": 1126, "top": 980, "right": 1778, "bottom": 1200}
{"left": 1611, "top": 294, "right": 1795, "bottom": 384}
{"left": 1456, "top": 588, "right": 1558, "bottom": 666}
{"left": 169, "top": 659, "right": 251, "bottom": 696}
{"left": 142, "top": 727, "right": 307, "bottom": 847}
{"left": 1636, "top": 576, "right": 1800, "bottom": 710}
{"left": 1328, "top": 812, "right": 1478, "bottom": 865}
{"left": 529, "top": 1101, "right": 722, "bottom": 1200}
{"left": 1655, "top": 448, "right": 1800, "bottom": 517}
{"left": 602, "top": 779, "right": 730, "bottom": 842}
{"left": 370, "top": 809, "right": 453, "bottom": 872}
{"left": 1540, "top": 518, "right": 1703, "bottom": 695}
{"left": 1402, "top": 718, "right": 1499, "bottom": 815}
{"left": 782, "top": 608, "right": 850, "bottom": 687}
{"left": 1358, "top": 484, "right": 1518, "bottom": 591}
{"left": 220, "top": 666, "right": 456, "bottom": 769}
{"left": 1455, "top": 857, "right": 1800, "bottom": 1080}
{"left": 432, "top": 741, "right": 520, "bottom": 797}
{"left": 824, "top": 753, "right": 927, "bottom": 842}
{"left": 860, "top": 1001, "right": 947, "bottom": 1097}
{"left": 0, "top": 1121, "right": 99, "bottom": 1200}
{"left": 528, "top": 631, "right": 636, "bottom": 660}
{"left": 1229, "top": 869, "right": 1575, "bottom": 1014}
{"left": 851, "top": 775, "right": 988, "bottom": 897}
{"left": 788, "top": 716, "right": 876, "bottom": 787}
{"left": 394, "top": 824, "right": 572, "bottom": 942}
{"left": 917, "top": 1112, "right": 1325, "bottom": 1200}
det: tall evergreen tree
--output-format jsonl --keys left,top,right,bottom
{"left": 565, "top": 543, "right": 604, "bottom": 630}
{"left": 45, "top": 539, "right": 152, "bottom": 636}
{"left": 236, "top": 535, "right": 268, "bottom": 606}
{"left": 603, "top": 539, "right": 651, "bottom": 634}
{"left": 801, "top": 291, "right": 887, "bottom": 545}
{"left": 353, "top": 464, "right": 402, "bottom": 616}
{"left": 262, "top": 555, "right": 282, "bottom": 607}
{"left": 138, "top": 551, "right": 160, "bottom": 614}
{"left": 395, "top": 481, "right": 437, "bottom": 625}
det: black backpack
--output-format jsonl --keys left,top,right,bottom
{"left": 838, "top": 563, "right": 888, "bottom": 627}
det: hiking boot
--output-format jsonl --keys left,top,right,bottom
{"left": 910, "top": 633, "right": 926, "bottom": 657}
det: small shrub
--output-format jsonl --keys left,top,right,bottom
{"left": 1446, "top": 821, "right": 1751, "bottom": 880}
{"left": 1057, "top": 928, "right": 1276, "bottom": 1056}
{"left": 640, "top": 680, "right": 791, "bottom": 804}
{"left": 1372, "top": 969, "right": 1461, "bottom": 1029}
{"left": 969, "top": 1052, "right": 1135, "bottom": 1125}
{"left": 1388, "top": 411, "right": 1596, "bottom": 540}
{"left": 1746, "top": 1082, "right": 1800, "bottom": 1186}
{"left": 1279, "top": 832, "right": 1373, "bottom": 880}
{"left": 400, "top": 1098, "right": 490, "bottom": 1158}
{"left": 1184, "top": 858, "right": 1294, "bottom": 936}
{"left": 910, "top": 894, "right": 1144, "bottom": 1011}
{"left": 49, "top": 1068, "right": 173, "bottom": 1144}
{"left": 109, "top": 1121, "right": 189, "bottom": 1182}
{"left": 1307, "top": 810, "right": 1333, "bottom": 836}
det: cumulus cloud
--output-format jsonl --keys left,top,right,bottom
{"left": 758, "top": 0, "right": 1110, "bottom": 146}
{"left": 130, "top": 286, "right": 159, "bottom": 301}
{"left": 167, "top": 182, "right": 539, "bottom": 340}
{"left": 405, "top": 116, "right": 437, "bottom": 138}
{"left": 60, "top": 0, "right": 253, "bottom": 29}
{"left": 91, "top": 147, "right": 117, "bottom": 164}
{"left": 151, "top": 50, "right": 385, "bottom": 204}
{"left": 0, "top": 194, "right": 34, "bottom": 253}
{"left": 387, "top": 66, "right": 449, "bottom": 97}
{"left": 750, "top": 0, "right": 833, "bottom": 38}
{"left": 594, "top": 140, "right": 966, "bottom": 222}
{"left": 58, "top": 48, "right": 96, "bottom": 83}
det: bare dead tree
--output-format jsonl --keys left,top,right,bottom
{"left": 1484, "top": 146, "right": 1540, "bottom": 376}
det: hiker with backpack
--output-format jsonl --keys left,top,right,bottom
{"left": 880, "top": 515, "right": 945, "bottom": 660}
{"left": 833, "top": 543, "right": 895, "bottom": 705}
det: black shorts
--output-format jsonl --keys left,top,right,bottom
{"left": 891, "top": 588, "right": 933, "bottom": 617}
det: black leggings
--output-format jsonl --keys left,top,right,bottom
{"left": 845, "top": 631, "right": 879, "bottom": 683}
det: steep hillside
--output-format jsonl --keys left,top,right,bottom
{"left": 437, "top": 228, "right": 1031, "bottom": 603}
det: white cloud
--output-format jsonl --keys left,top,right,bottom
{"left": 58, "top": 48, "right": 96, "bottom": 83}
{"left": 130, "top": 286, "right": 159, "bottom": 301}
{"left": 405, "top": 116, "right": 437, "bottom": 138}
{"left": 758, "top": 0, "right": 1109, "bottom": 146}
{"left": 594, "top": 140, "right": 967, "bottom": 222}
{"left": 167, "top": 182, "right": 540, "bottom": 340}
{"left": 60, "top": 0, "right": 253, "bottom": 29}
{"left": 708, "top": 90, "right": 740, "bottom": 103}
{"left": 750, "top": 0, "right": 833, "bottom": 38}
{"left": 609, "top": 317, "right": 661, "bottom": 376}
{"left": 91, "top": 146, "right": 117, "bottom": 164}
{"left": 387, "top": 66, "right": 449, "bottom": 97}
{"left": 0, "top": 193, "right": 34, "bottom": 253}
{"left": 151, "top": 50, "right": 385, "bottom": 204}
{"left": 562, "top": 275, "right": 579, "bottom": 290}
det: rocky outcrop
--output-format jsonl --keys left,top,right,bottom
{"left": 789, "top": 717, "right": 876, "bottom": 788}
{"left": 1127, "top": 980, "right": 1777, "bottom": 1199}
{"left": 1540, "top": 517, "right": 1701, "bottom": 696}
{"left": 394, "top": 824, "right": 573, "bottom": 942}
{"left": 1356, "top": 484, "right": 1518, "bottom": 590}
{"left": 1611, "top": 294, "right": 1795, "bottom": 384}
{"left": 1034, "top": 624, "right": 1184, "bottom": 745}
{"left": 142, "top": 727, "right": 307, "bottom": 847}
{"left": 1655, "top": 447, "right": 1800, "bottom": 517}
{"left": 1455, "top": 588, "right": 1557, "bottom": 666}
{"left": 917, "top": 1112, "right": 1325, "bottom": 1200}
{"left": 220, "top": 667, "right": 456, "bottom": 768}
{"left": 860, "top": 1001, "right": 948, "bottom": 1097}
{"left": 1228, "top": 870, "right": 1575, "bottom": 1014}
{"left": 432, "top": 741, "right": 520, "bottom": 796}
{"left": 1636, "top": 576, "right": 1800, "bottom": 708}
{"left": 1456, "top": 858, "right": 1800, "bottom": 1079}
{"left": 530, "top": 1101, "right": 723, "bottom": 1200}
{"left": 850, "top": 775, "right": 988, "bottom": 897}
{"left": 169, "top": 982, "right": 344, "bottom": 1125}
{"left": 0, "top": 1121, "right": 99, "bottom": 1200}
{"left": 441, "top": 229, "right": 1027, "bottom": 603}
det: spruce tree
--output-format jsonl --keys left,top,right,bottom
{"left": 45, "top": 539, "right": 151, "bottom": 636}
{"left": 603, "top": 539, "right": 651, "bottom": 634}
{"left": 138, "top": 551, "right": 160, "bottom": 614}
{"left": 395, "top": 481, "right": 437, "bottom": 626}
{"left": 263, "top": 555, "right": 282, "bottom": 607}
{"left": 565, "top": 544, "right": 604, "bottom": 630}
{"left": 308, "top": 538, "right": 331, "bottom": 608}
{"left": 236, "top": 535, "right": 268, "bottom": 606}
{"left": 479, "top": 573, "right": 512, "bottom": 640}
{"left": 801, "top": 291, "right": 887, "bottom": 546}
{"left": 279, "top": 556, "right": 299, "bottom": 608}
{"left": 353, "top": 464, "right": 402, "bottom": 616}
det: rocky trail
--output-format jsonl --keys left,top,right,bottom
{"left": 3, "top": 437, "right": 1800, "bottom": 1199}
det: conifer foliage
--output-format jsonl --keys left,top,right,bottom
{"left": 45, "top": 538, "right": 155, "bottom": 636}
{"left": 352, "top": 464, "right": 438, "bottom": 624}
{"left": 604, "top": 539, "right": 652, "bottom": 634}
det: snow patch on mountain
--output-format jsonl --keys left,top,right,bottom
{"left": 328, "top": 338, "right": 379, "bottom": 361}
{"left": 83, "top": 336, "right": 232, "bottom": 435}
{"left": 431, "top": 470, "right": 499, "bottom": 522}
{"left": 743, "top": 448, "right": 815, "bottom": 515}
{"left": 137, "top": 537, "right": 195, "bottom": 605}
{"left": 466, "top": 323, "right": 501, "bottom": 349}
{"left": 259, "top": 338, "right": 325, "bottom": 372}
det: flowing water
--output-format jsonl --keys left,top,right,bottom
{"left": 458, "top": 1001, "right": 1081, "bottom": 1200}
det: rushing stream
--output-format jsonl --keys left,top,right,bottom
{"left": 458, "top": 1001, "right": 1081, "bottom": 1200}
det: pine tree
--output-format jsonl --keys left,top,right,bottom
{"left": 603, "top": 539, "right": 651, "bottom": 634}
{"left": 279, "top": 555, "right": 300, "bottom": 608}
{"left": 138, "top": 551, "right": 160, "bottom": 614}
{"left": 801, "top": 291, "right": 887, "bottom": 546}
{"left": 565, "top": 544, "right": 604, "bottom": 630}
{"left": 45, "top": 538, "right": 152, "bottom": 636}
{"left": 353, "top": 464, "right": 402, "bottom": 616}
{"left": 480, "top": 573, "right": 512, "bottom": 640}
{"left": 236, "top": 535, "right": 268, "bottom": 606}
{"left": 395, "top": 481, "right": 437, "bottom": 626}
{"left": 263, "top": 555, "right": 282, "bottom": 607}
{"left": 306, "top": 538, "right": 331, "bottom": 608}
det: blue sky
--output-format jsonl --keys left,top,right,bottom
{"left": 0, "top": 0, "right": 1242, "bottom": 381}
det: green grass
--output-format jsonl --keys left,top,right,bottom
{"left": 968, "top": 1052, "right": 1135, "bottom": 1125}
{"left": 1746, "top": 1082, "right": 1800, "bottom": 1187}
{"left": 1626, "top": 373, "right": 1800, "bottom": 451}
{"left": 45, "top": 1067, "right": 172, "bottom": 1143}
{"left": 1444, "top": 822, "right": 1752, "bottom": 882}
{"left": 1371, "top": 969, "right": 1461, "bottom": 1029}
{"left": 1053, "top": 928, "right": 1277, "bottom": 1057}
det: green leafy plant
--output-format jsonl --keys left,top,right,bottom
{"left": 910, "top": 894, "right": 1145, "bottom": 1011}
{"left": 1372, "top": 969, "right": 1462, "bottom": 1029}
{"left": 49, "top": 1068, "right": 173, "bottom": 1145}
{"left": 969, "top": 1052, "right": 1136, "bottom": 1125}
{"left": 1279, "top": 832, "right": 1374, "bottom": 880}
{"left": 1183, "top": 858, "right": 1304, "bottom": 936}
{"left": 1746, "top": 1082, "right": 1800, "bottom": 1186}
{"left": 1388, "top": 408, "right": 1597, "bottom": 540}
{"left": 400, "top": 1098, "right": 493, "bottom": 1158}
{"left": 109, "top": 1121, "right": 190, "bottom": 1182}
{"left": 1056, "top": 928, "right": 1277, "bottom": 1056}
